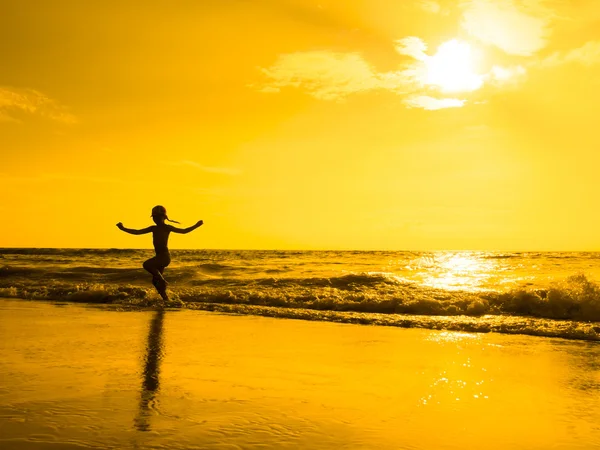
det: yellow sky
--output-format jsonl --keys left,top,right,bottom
{"left": 2, "top": 0, "right": 600, "bottom": 250}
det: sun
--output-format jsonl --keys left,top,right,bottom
{"left": 425, "top": 39, "right": 483, "bottom": 93}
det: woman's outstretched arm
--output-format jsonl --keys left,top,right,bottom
{"left": 169, "top": 220, "right": 203, "bottom": 234}
{"left": 116, "top": 223, "right": 154, "bottom": 235}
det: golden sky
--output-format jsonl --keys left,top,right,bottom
{"left": 2, "top": 0, "right": 600, "bottom": 250}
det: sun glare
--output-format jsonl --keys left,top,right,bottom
{"left": 425, "top": 39, "right": 483, "bottom": 93}
{"left": 420, "top": 253, "right": 494, "bottom": 291}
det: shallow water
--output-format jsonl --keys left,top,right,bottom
{"left": 1, "top": 298, "right": 599, "bottom": 449}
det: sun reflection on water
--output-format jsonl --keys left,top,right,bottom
{"left": 407, "top": 252, "right": 500, "bottom": 292}
{"left": 420, "top": 331, "right": 492, "bottom": 408}
{"left": 427, "top": 331, "right": 481, "bottom": 343}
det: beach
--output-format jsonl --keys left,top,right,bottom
{"left": 1, "top": 298, "right": 599, "bottom": 449}
{"left": 5, "top": 0, "right": 600, "bottom": 448}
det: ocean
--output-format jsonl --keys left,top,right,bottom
{"left": 2, "top": 250, "right": 600, "bottom": 448}
{"left": 2, "top": 248, "right": 600, "bottom": 341}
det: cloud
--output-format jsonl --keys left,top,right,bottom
{"left": 396, "top": 37, "right": 429, "bottom": 61}
{"left": 0, "top": 87, "right": 76, "bottom": 123}
{"left": 486, "top": 65, "right": 527, "bottom": 85}
{"left": 404, "top": 95, "right": 465, "bottom": 110}
{"left": 419, "top": 1, "right": 442, "bottom": 14}
{"left": 169, "top": 160, "right": 242, "bottom": 175}
{"left": 259, "top": 51, "right": 417, "bottom": 101}
{"left": 259, "top": 51, "right": 386, "bottom": 101}
{"left": 460, "top": 0, "right": 551, "bottom": 55}
{"left": 541, "top": 41, "right": 600, "bottom": 67}
{"left": 258, "top": 36, "right": 526, "bottom": 110}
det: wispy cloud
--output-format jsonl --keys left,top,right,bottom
{"left": 486, "top": 64, "right": 527, "bottom": 86}
{"left": 460, "top": 0, "right": 552, "bottom": 56}
{"left": 168, "top": 160, "right": 242, "bottom": 175}
{"left": 419, "top": 1, "right": 442, "bottom": 14}
{"left": 0, "top": 87, "right": 76, "bottom": 124}
{"left": 541, "top": 41, "right": 600, "bottom": 67}
{"left": 258, "top": 51, "right": 410, "bottom": 101}
{"left": 404, "top": 95, "right": 465, "bottom": 110}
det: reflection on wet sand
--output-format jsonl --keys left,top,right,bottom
{"left": 135, "top": 309, "right": 165, "bottom": 432}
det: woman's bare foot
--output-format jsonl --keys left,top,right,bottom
{"left": 152, "top": 277, "right": 169, "bottom": 301}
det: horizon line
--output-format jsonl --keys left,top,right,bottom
{"left": 1, "top": 246, "right": 600, "bottom": 253}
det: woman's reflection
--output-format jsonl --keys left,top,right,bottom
{"left": 135, "top": 308, "right": 165, "bottom": 431}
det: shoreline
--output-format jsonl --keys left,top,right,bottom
{"left": 4, "top": 296, "right": 600, "bottom": 342}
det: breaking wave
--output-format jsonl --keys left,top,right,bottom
{"left": 3, "top": 248, "right": 600, "bottom": 341}
{"left": 2, "top": 267, "right": 600, "bottom": 340}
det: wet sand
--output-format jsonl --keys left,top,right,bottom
{"left": 1, "top": 298, "right": 599, "bottom": 450}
